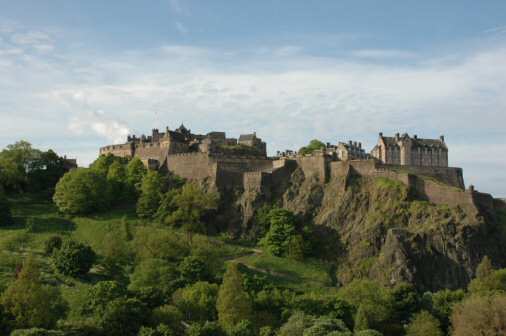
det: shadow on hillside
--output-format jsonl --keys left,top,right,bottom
{"left": 10, "top": 216, "right": 76, "bottom": 233}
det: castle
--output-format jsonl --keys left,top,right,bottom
{"left": 101, "top": 126, "right": 499, "bottom": 211}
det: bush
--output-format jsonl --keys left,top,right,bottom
{"left": 100, "top": 298, "right": 148, "bottom": 336}
{"left": 44, "top": 236, "right": 62, "bottom": 256}
{"left": 298, "top": 140, "right": 326, "bottom": 155}
{"left": 355, "top": 330, "right": 383, "bottom": 336}
{"left": 53, "top": 168, "right": 111, "bottom": 214}
{"left": 52, "top": 239, "right": 96, "bottom": 277}
{"left": 405, "top": 311, "right": 442, "bottom": 336}
{"left": 187, "top": 321, "right": 225, "bottom": 336}
{"left": 138, "top": 324, "right": 174, "bottom": 336}
{"left": 178, "top": 255, "right": 212, "bottom": 284}
{"left": 0, "top": 191, "right": 12, "bottom": 226}
{"left": 10, "top": 329, "right": 65, "bottom": 336}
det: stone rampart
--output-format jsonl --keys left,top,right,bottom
{"left": 166, "top": 152, "right": 217, "bottom": 181}
{"left": 296, "top": 155, "right": 328, "bottom": 182}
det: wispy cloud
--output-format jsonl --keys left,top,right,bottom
{"left": 175, "top": 21, "right": 189, "bottom": 34}
{"left": 351, "top": 49, "right": 417, "bottom": 60}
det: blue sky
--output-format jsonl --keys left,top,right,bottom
{"left": 0, "top": 1, "right": 505, "bottom": 196}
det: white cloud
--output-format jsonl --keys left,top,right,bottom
{"left": 68, "top": 111, "right": 130, "bottom": 144}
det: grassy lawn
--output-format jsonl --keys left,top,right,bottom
{"left": 234, "top": 252, "right": 334, "bottom": 291}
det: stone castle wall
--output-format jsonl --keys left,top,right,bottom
{"left": 100, "top": 143, "right": 133, "bottom": 158}
{"left": 166, "top": 152, "right": 217, "bottom": 181}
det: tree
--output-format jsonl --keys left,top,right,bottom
{"left": 10, "top": 329, "right": 65, "bottom": 336}
{"left": 302, "top": 317, "right": 352, "bottom": 336}
{"left": 229, "top": 320, "right": 256, "bottom": 336}
{"left": 107, "top": 160, "right": 131, "bottom": 201}
{"left": 149, "top": 305, "right": 183, "bottom": 332}
{"left": 451, "top": 294, "right": 506, "bottom": 336}
{"left": 355, "top": 330, "right": 383, "bottom": 336}
{"left": 138, "top": 324, "right": 174, "bottom": 336}
{"left": 43, "top": 236, "right": 62, "bottom": 256}
{"left": 178, "top": 255, "right": 212, "bottom": 284}
{"left": 405, "top": 311, "right": 442, "bottom": 336}
{"left": 137, "top": 170, "right": 164, "bottom": 219}
{"left": 278, "top": 312, "right": 314, "bottom": 336}
{"left": 260, "top": 208, "right": 297, "bottom": 257}
{"left": 128, "top": 258, "right": 179, "bottom": 296}
{"left": 53, "top": 168, "right": 111, "bottom": 214}
{"left": 425, "top": 289, "right": 465, "bottom": 333}
{"left": 0, "top": 140, "right": 41, "bottom": 192}
{"left": 476, "top": 256, "right": 494, "bottom": 279}
{"left": 82, "top": 280, "right": 126, "bottom": 317}
{"left": 0, "top": 190, "right": 13, "bottom": 226}
{"left": 52, "top": 239, "right": 96, "bottom": 277}
{"left": 187, "top": 321, "right": 225, "bottom": 336}
{"left": 90, "top": 153, "right": 126, "bottom": 177}
{"left": 338, "top": 280, "right": 394, "bottom": 333}
{"left": 173, "top": 281, "right": 219, "bottom": 322}
{"left": 391, "top": 283, "right": 421, "bottom": 325}
{"left": 468, "top": 269, "right": 506, "bottom": 294}
{"left": 126, "top": 157, "right": 147, "bottom": 192}
{"left": 217, "top": 263, "right": 253, "bottom": 332}
{"left": 298, "top": 140, "right": 326, "bottom": 156}
{"left": 163, "top": 182, "right": 219, "bottom": 243}
{"left": 1, "top": 256, "right": 66, "bottom": 329}
{"left": 288, "top": 234, "right": 305, "bottom": 261}
{"left": 100, "top": 298, "right": 148, "bottom": 336}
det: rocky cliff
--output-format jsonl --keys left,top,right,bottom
{"left": 233, "top": 160, "right": 506, "bottom": 291}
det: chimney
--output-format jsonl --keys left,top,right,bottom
{"left": 358, "top": 142, "right": 362, "bottom": 149}
{"left": 379, "top": 132, "right": 383, "bottom": 137}
{"left": 414, "top": 134, "right": 418, "bottom": 139}
{"left": 395, "top": 133, "right": 400, "bottom": 141}
{"left": 440, "top": 135, "right": 445, "bottom": 143}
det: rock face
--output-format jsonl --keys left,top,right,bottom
{"left": 231, "top": 160, "right": 506, "bottom": 291}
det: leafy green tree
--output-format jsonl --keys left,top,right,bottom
{"left": 43, "top": 236, "right": 62, "bottom": 256}
{"left": 149, "top": 305, "right": 183, "bottom": 332}
{"left": 468, "top": 268, "right": 506, "bottom": 294}
{"left": 0, "top": 190, "right": 13, "bottom": 226}
{"left": 129, "top": 258, "right": 179, "bottom": 296}
{"left": 187, "top": 321, "right": 225, "bottom": 336}
{"left": 0, "top": 140, "right": 41, "bottom": 191}
{"left": 163, "top": 182, "right": 219, "bottom": 243}
{"left": 260, "top": 208, "right": 297, "bottom": 257}
{"left": 90, "top": 153, "right": 126, "bottom": 177}
{"left": 302, "top": 317, "right": 352, "bottom": 336}
{"left": 82, "top": 281, "right": 126, "bottom": 317}
{"left": 26, "top": 149, "right": 68, "bottom": 193}
{"left": 229, "top": 320, "right": 256, "bottom": 336}
{"left": 138, "top": 324, "right": 174, "bottom": 336}
{"left": 259, "top": 326, "right": 276, "bottom": 336}
{"left": 1, "top": 256, "right": 66, "bottom": 329}
{"left": 451, "top": 293, "right": 506, "bottom": 336}
{"left": 52, "top": 239, "right": 96, "bottom": 277}
{"left": 278, "top": 312, "right": 314, "bottom": 336}
{"left": 338, "top": 280, "right": 394, "bottom": 333}
{"left": 126, "top": 157, "right": 147, "bottom": 192}
{"left": 173, "top": 281, "right": 219, "bottom": 322}
{"left": 391, "top": 283, "right": 421, "bottom": 325}
{"left": 405, "top": 311, "right": 442, "bottom": 336}
{"left": 288, "top": 234, "right": 305, "bottom": 261}
{"left": 107, "top": 160, "right": 132, "bottom": 201}
{"left": 217, "top": 263, "right": 253, "bottom": 332}
{"left": 425, "top": 289, "right": 465, "bottom": 333}
{"left": 137, "top": 170, "right": 165, "bottom": 219}
{"left": 298, "top": 140, "right": 326, "bottom": 155}
{"left": 100, "top": 298, "right": 148, "bottom": 336}
{"left": 178, "top": 255, "right": 212, "bottom": 284}
{"left": 53, "top": 168, "right": 111, "bottom": 214}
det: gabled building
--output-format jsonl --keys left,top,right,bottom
{"left": 371, "top": 132, "right": 448, "bottom": 167}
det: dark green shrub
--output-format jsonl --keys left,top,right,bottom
{"left": 52, "top": 240, "right": 96, "bottom": 277}
{"left": 178, "top": 255, "right": 212, "bottom": 284}
{"left": 0, "top": 191, "right": 12, "bottom": 226}
{"left": 44, "top": 236, "right": 62, "bottom": 256}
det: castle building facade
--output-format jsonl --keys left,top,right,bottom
{"left": 371, "top": 133, "right": 448, "bottom": 167}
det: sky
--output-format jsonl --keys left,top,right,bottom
{"left": 0, "top": 1, "right": 505, "bottom": 196}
